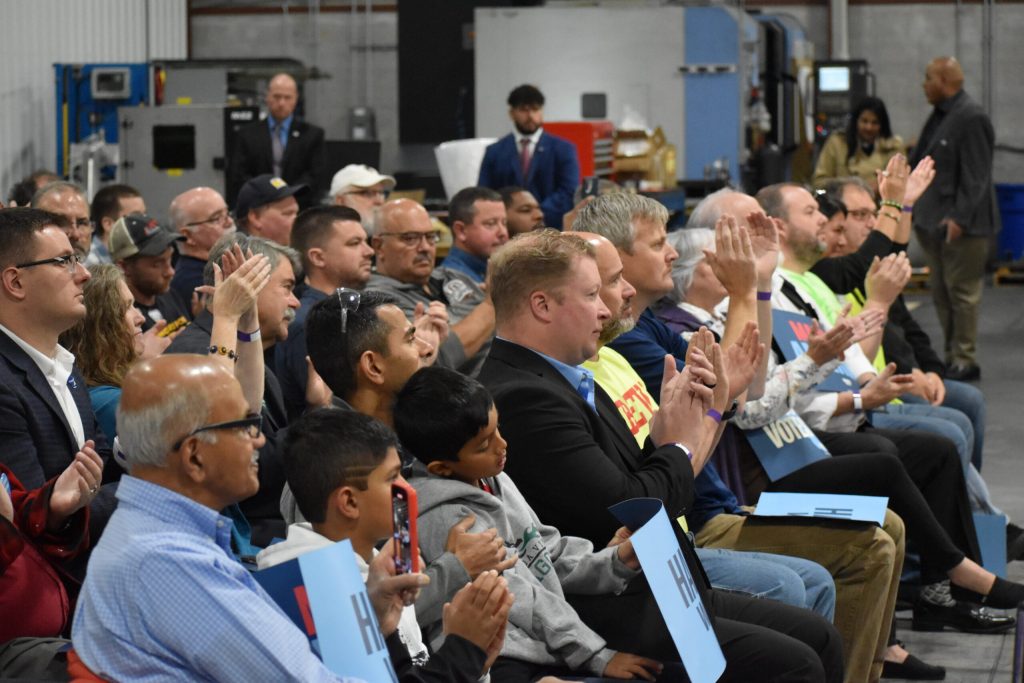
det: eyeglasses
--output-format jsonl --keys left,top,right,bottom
{"left": 337, "top": 287, "right": 361, "bottom": 336}
{"left": 185, "top": 211, "right": 233, "bottom": 228}
{"left": 15, "top": 253, "right": 84, "bottom": 274}
{"left": 846, "top": 209, "right": 875, "bottom": 221}
{"left": 172, "top": 413, "right": 263, "bottom": 451}
{"left": 345, "top": 189, "right": 388, "bottom": 199}
{"left": 377, "top": 230, "right": 441, "bottom": 247}
{"left": 62, "top": 217, "right": 93, "bottom": 235}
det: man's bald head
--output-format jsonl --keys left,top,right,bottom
{"left": 118, "top": 355, "right": 238, "bottom": 468}
{"left": 373, "top": 199, "right": 437, "bottom": 284}
{"left": 687, "top": 188, "right": 762, "bottom": 230}
{"left": 266, "top": 72, "right": 299, "bottom": 122}
{"left": 924, "top": 56, "right": 964, "bottom": 105}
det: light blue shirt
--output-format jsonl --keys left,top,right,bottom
{"left": 269, "top": 114, "right": 294, "bottom": 150}
{"left": 533, "top": 348, "right": 597, "bottom": 411}
{"left": 72, "top": 476, "right": 362, "bottom": 683}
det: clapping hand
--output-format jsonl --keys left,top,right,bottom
{"left": 704, "top": 215, "right": 756, "bottom": 298}
{"left": 747, "top": 211, "right": 781, "bottom": 287}
{"left": 904, "top": 156, "right": 936, "bottom": 206}
{"left": 48, "top": 442, "right": 104, "bottom": 530}
{"left": 877, "top": 154, "right": 910, "bottom": 205}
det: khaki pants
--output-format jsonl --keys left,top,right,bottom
{"left": 696, "top": 509, "right": 905, "bottom": 683}
{"left": 915, "top": 229, "right": 989, "bottom": 366}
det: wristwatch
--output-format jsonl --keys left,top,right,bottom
{"left": 851, "top": 392, "right": 864, "bottom": 414}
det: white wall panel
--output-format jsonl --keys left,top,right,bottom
{"left": 0, "top": 0, "right": 186, "bottom": 197}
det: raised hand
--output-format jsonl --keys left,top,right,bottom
{"left": 445, "top": 514, "right": 518, "bottom": 578}
{"left": 203, "top": 252, "right": 272, "bottom": 323}
{"left": 864, "top": 252, "right": 911, "bottom": 309}
{"left": 877, "top": 154, "right": 910, "bottom": 205}
{"left": 746, "top": 211, "right": 781, "bottom": 287}
{"left": 704, "top": 214, "right": 756, "bottom": 298}
{"left": 904, "top": 155, "right": 936, "bottom": 206}
{"left": 722, "top": 321, "right": 763, "bottom": 401}
{"left": 413, "top": 301, "right": 449, "bottom": 365}
{"left": 48, "top": 442, "right": 104, "bottom": 529}
{"left": 304, "top": 356, "right": 333, "bottom": 409}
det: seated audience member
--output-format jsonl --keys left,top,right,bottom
{"left": 0, "top": 453, "right": 102, "bottom": 680}
{"left": 499, "top": 186, "right": 545, "bottom": 235}
{"left": 577, "top": 233, "right": 836, "bottom": 622}
{"left": 301, "top": 291, "right": 516, "bottom": 627}
{"left": 275, "top": 206, "right": 376, "bottom": 420}
{"left": 440, "top": 187, "right": 508, "bottom": 284}
{"left": 812, "top": 96, "right": 905, "bottom": 192}
{"left": 329, "top": 164, "right": 395, "bottom": 235}
{"left": 71, "top": 354, "right": 497, "bottom": 682}
{"left": 367, "top": 199, "right": 493, "bottom": 374}
{"left": 259, "top": 408, "right": 511, "bottom": 681}
{"left": 479, "top": 229, "right": 843, "bottom": 683}
{"left": 167, "top": 234, "right": 299, "bottom": 544}
{"left": 168, "top": 187, "right": 237, "bottom": 305}
{"left": 6, "top": 170, "right": 59, "bottom": 208}
{"left": 110, "top": 214, "right": 190, "bottom": 333}
{"left": 396, "top": 365, "right": 667, "bottom": 682}
{"left": 31, "top": 181, "right": 93, "bottom": 259}
{"left": 0, "top": 208, "right": 116, "bottom": 541}
{"left": 569, "top": 213, "right": 900, "bottom": 683}
{"left": 86, "top": 184, "right": 146, "bottom": 267}
{"left": 235, "top": 174, "right": 305, "bottom": 246}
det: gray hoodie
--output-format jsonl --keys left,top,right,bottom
{"left": 413, "top": 471, "right": 638, "bottom": 675}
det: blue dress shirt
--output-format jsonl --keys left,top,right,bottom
{"left": 440, "top": 246, "right": 488, "bottom": 284}
{"left": 72, "top": 476, "right": 362, "bottom": 682}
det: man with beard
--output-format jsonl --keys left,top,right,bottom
{"left": 478, "top": 85, "right": 580, "bottom": 229}
{"left": 110, "top": 214, "right": 190, "bottom": 333}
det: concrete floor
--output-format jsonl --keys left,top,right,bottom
{"left": 890, "top": 284, "right": 1024, "bottom": 682}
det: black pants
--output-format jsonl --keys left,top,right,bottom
{"left": 795, "top": 426, "right": 980, "bottom": 583}
{"left": 567, "top": 587, "right": 844, "bottom": 683}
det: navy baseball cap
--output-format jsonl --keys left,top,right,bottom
{"left": 235, "top": 174, "right": 308, "bottom": 219}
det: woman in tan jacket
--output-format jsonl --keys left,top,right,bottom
{"left": 813, "top": 97, "right": 904, "bottom": 193}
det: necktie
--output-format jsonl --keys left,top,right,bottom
{"left": 519, "top": 138, "right": 532, "bottom": 180}
{"left": 271, "top": 121, "right": 284, "bottom": 178}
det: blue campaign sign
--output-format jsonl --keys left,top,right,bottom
{"left": 753, "top": 492, "right": 888, "bottom": 526}
{"left": 610, "top": 498, "right": 725, "bottom": 683}
{"left": 256, "top": 539, "right": 398, "bottom": 682}
{"left": 745, "top": 410, "right": 830, "bottom": 481}
{"left": 772, "top": 309, "right": 858, "bottom": 391}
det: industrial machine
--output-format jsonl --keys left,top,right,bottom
{"left": 474, "top": 4, "right": 811, "bottom": 191}
{"left": 812, "top": 59, "right": 872, "bottom": 145}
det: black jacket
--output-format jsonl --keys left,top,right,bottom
{"left": 228, "top": 118, "right": 326, "bottom": 205}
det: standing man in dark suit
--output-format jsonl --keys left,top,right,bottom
{"left": 478, "top": 85, "right": 580, "bottom": 230}
{"left": 909, "top": 57, "right": 997, "bottom": 381}
{"left": 0, "top": 208, "right": 116, "bottom": 542}
{"left": 477, "top": 229, "right": 844, "bottom": 683}
{"left": 229, "top": 73, "right": 325, "bottom": 207}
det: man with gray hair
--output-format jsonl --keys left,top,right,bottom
{"left": 31, "top": 181, "right": 93, "bottom": 258}
{"left": 167, "top": 232, "right": 300, "bottom": 543}
{"left": 69, "top": 354, "right": 379, "bottom": 681}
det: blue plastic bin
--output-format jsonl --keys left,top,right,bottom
{"left": 996, "top": 184, "right": 1024, "bottom": 261}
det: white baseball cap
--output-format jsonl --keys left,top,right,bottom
{"left": 329, "top": 164, "right": 396, "bottom": 198}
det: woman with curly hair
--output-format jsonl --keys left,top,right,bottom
{"left": 813, "top": 96, "right": 904, "bottom": 192}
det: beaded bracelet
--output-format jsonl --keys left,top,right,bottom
{"left": 208, "top": 345, "right": 239, "bottom": 363}
{"left": 880, "top": 199, "right": 902, "bottom": 210}
{"left": 879, "top": 210, "right": 900, "bottom": 223}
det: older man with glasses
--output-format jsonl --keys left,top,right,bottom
{"left": 30, "top": 181, "right": 94, "bottom": 259}
{"left": 329, "top": 164, "right": 395, "bottom": 235}
{"left": 366, "top": 199, "right": 495, "bottom": 375}
{"left": 168, "top": 187, "right": 237, "bottom": 305}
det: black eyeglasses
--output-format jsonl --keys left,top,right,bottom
{"left": 337, "top": 287, "right": 361, "bottom": 336}
{"left": 172, "top": 413, "right": 263, "bottom": 450}
{"left": 377, "top": 230, "right": 442, "bottom": 247}
{"left": 15, "top": 253, "right": 83, "bottom": 274}
{"left": 185, "top": 211, "right": 233, "bottom": 228}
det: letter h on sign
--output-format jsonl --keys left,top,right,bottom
{"left": 668, "top": 548, "right": 712, "bottom": 630}
{"left": 351, "top": 592, "right": 386, "bottom": 655}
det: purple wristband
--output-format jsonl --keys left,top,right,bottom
{"left": 902, "top": 205, "right": 914, "bottom": 213}
{"left": 757, "top": 291, "right": 772, "bottom": 301}
{"left": 707, "top": 408, "right": 723, "bottom": 423}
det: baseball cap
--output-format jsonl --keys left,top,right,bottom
{"left": 329, "top": 165, "right": 396, "bottom": 198}
{"left": 235, "top": 174, "right": 308, "bottom": 220}
{"left": 109, "top": 214, "right": 185, "bottom": 261}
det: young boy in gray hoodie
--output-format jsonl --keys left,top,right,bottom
{"left": 395, "top": 366, "right": 665, "bottom": 683}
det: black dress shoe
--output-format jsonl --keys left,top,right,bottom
{"left": 945, "top": 363, "right": 981, "bottom": 382}
{"left": 912, "top": 600, "right": 1015, "bottom": 633}
{"left": 882, "top": 654, "right": 946, "bottom": 680}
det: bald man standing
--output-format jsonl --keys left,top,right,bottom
{"left": 909, "top": 57, "right": 997, "bottom": 382}
{"left": 229, "top": 73, "right": 325, "bottom": 207}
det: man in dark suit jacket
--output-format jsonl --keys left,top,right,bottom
{"left": 909, "top": 57, "right": 998, "bottom": 381}
{"left": 478, "top": 229, "right": 843, "bottom": 683}
{"left": 229, "top": 73, "right": 325, "bottom": 207}
{"left": 0, "top": 209, "right": 117, "bottom": 545}
{"left": 478, "top": 85, "right": 580, "bottom": 230}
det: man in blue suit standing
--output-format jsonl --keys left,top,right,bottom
{"left": 478, "top": 85, "right": 580, "bottom": 230}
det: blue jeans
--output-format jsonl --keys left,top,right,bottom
{"left": 901, "top": 379, "right": 986, "bottom": 471}
{"left": 870, "top": 402, "right": 1001, "bottom": 516}
{"left": 697, "top": 547, "right": 836, "bottom": 621}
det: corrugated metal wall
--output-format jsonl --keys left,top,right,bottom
{"left": 0, "top": 0, "right": 187, "bottom": 199}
